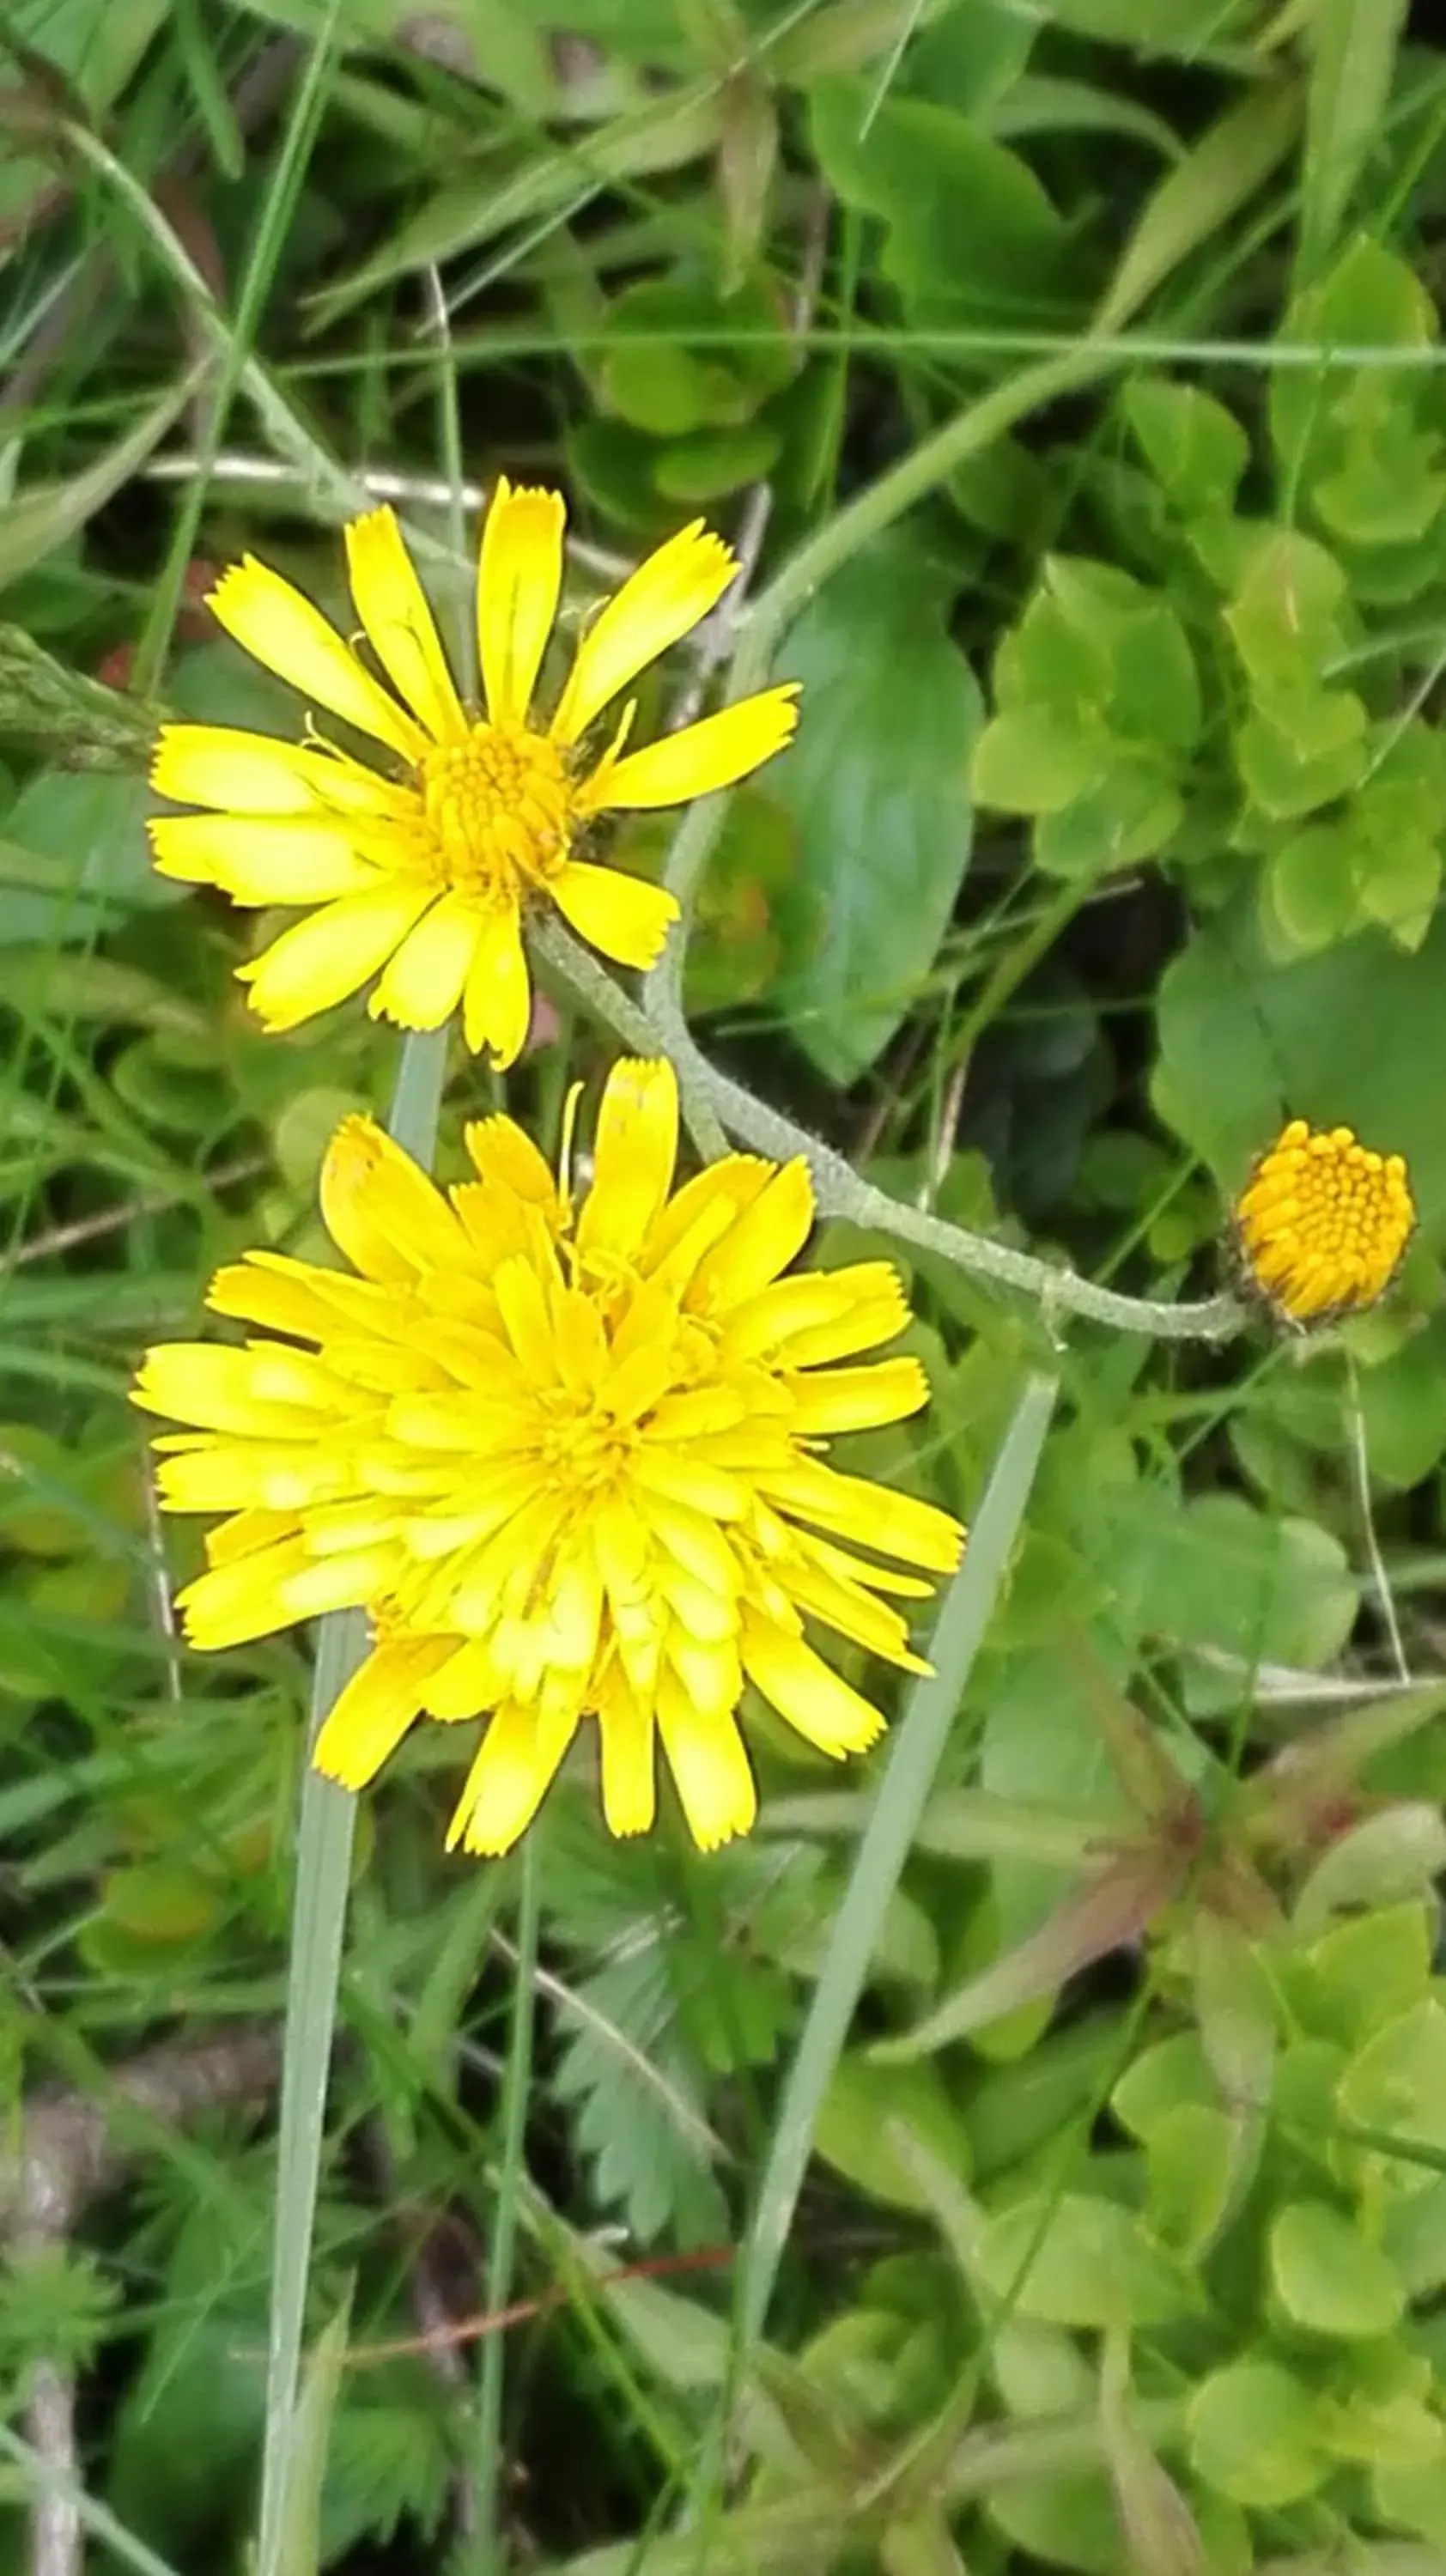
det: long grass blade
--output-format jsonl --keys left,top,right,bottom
{"left": 256, "top": 1024, "right": 447, "bottom": 2576}
{"left": 738, "top": 1368, "right": 1060, "bottom": 2349}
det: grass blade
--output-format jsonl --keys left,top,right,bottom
{"left": 256, "top": 1025, "right": 447, "bottom": 2576}
{"left": 738, "top": 1367, "right": 1060, "bottom": 2348}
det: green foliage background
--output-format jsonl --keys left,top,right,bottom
{"left": 3, "top": 0, "right": 1446, "bottom": 2570}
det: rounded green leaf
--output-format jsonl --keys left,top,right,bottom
{"left": 1145, "top": 2100, "right": 1236, "bottom": 2256}
{"left": 1270, "top": 2198, "right": 1405, "bottom": 2339}
{"left": 1188, "top": 2355, "right": 1329, "bottom": 2507}
{"left": 972, "top": 707, "right": 1107, "bottom": 815}
{"left": 1338, "top": 1997, "right": 1446, "bottom": 2192}
{"left": 1264, "top": 822, "right": 1358, "bottom": 954}
{"left": 976, "top": 2191, "right": 1198, "bottom": 2328}
{"left": 814, "top": 2052, "right": 969, "bottom": 2215}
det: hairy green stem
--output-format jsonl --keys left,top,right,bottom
{"left": 532, "top": 919, "right": 1242, "bottom": 1344}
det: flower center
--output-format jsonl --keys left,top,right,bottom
{"left": 1235, "top": 1118, "right": 1415, "bottom": 1325}
{"left": 534, "top": 1392, "right": 639, "bottom": 1498}
{"left": 418, "top": 721, "right": 571, "bottom": 901}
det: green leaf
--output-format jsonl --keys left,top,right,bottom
{"left": 1145, "top": 2102, "right": 1236, "bottom": 2257}
{"left": 0, "top": 769, "right": 181, "bottom": 945}
{"left": 319, "top": 2378, "right": 453, "bottom": 2562}
{"left": 972, "top": 707, "right": 1108, "bottom": 814}
{"left": 1264, "top": 822, "right": 1359, "bottom": 954}
{"left": 814, "top": 2051, "right": 970, "bottom": 2215}
{"left": 986, "top": 2468, "right": 1122, "bottom": 2576}
{"left": 1188, "top": 2355, "right": 1329, "bottom": 2507}
{"left": 1320, "top": 2342, "right": 1443, "bottom": 2471}
{"left": 1097, "top": 82, "right": 1303, "bottom": 334}
{"left": 1295, "top": 1814, "right": 1446, "bottom": 1934}
{"left": 1112, "top": 2032, "right": 1214, "bottom": 2143}
{"left": 1225, "top": 526, "right": 1353, "bottom": 690}
{"left": 600, "top": 270, "right": 793, "bottom": 434}
{"left": 1152, "top": 896, "right": 1446, "bottom": 1224}
{"left": 1117, "top": 1491, "right": 1358, "bottom": 1677}
{"left": 1271, "top": 2198, "right": 1406, "bottom": 2340}
{"left": 309, "top": 81, "right": 724, "bottom": 320}
{"left": 1122, "top": 379, "right": 1249, "bottom": 518}
{"left": 1338, "top": 1998, "right": 1446, "bottom": 2192}
{"left": 1374, "top": 2455, "right": 1446, "bottom": 2547}
{"left": 1299, "top": 0, "right": 1412, "bottom": 276}
{"left": 806, "top": 74, "right": 1068, "bottom": 324}
{"left": 653, "top": 420, "right": 782, "bottom": 501}
{"left": 766, "top": 529, "right": 981, "bottom": 1083}
{"left": 1034, "top": 762, "right": 1182, "bottom": 878}
{"left": 0, "top": 368, "right": 202, "bottom": 597}
{"left": 976, "top": 2192, "right": 1199, "bottom": 2329}
{"left": 1236, "top": 697, "right": 1368, "bottom": 821}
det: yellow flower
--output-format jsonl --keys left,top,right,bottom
{"left": 1233, "top": 1117, "right": 1416, "bottom": 1327}
{"left": 149, "top": 486, "right": 799, "bottom": 1064}
{"left": 133, "top": 1060, "right": 963, "bottom": 1856}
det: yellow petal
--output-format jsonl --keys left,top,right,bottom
{"left": 150, "top": 813, "right": 384, "bottom": 903}
{"left": 550, "top": 519, "right": 737, "bottom": 746}
{"left": 492, "top": 1251, "right": 556, "bottom": 1377}
{"left": 762, "top": 1458, "right": 964, "bottom": 1574}
{"left": 368, "top": 890, "right": 483, "bottom": 1030}
{"left": 633, "top": 1445, "right": 749, "bottom": 1522}
{"left": 477, "top": 477, "right": 566, "bottom": 726}
{"left": 775, "top": 1552, "right": 925, "bottom": 1667}
{"left": 461, "top": 1111, "right": 561, "bottom": 1218}
{"left": 450, "top": 1699, "right": 579, "bottom": 1855}
{"left": 321, "top": 1115, "right": 471, "bottom": 1281}
{"left": 150, "top": 723, "right": 415, "bottom": 820}
{"left": 176, "top": 1536, "right": 313, "bottom": 1649}
{"left": 656, "top": 1673, "right": 756, "bottom": 1851}
{"left": 208, "top": 1251, "right": 392, "bottom": 1341}
{"left": 598, "top": 1683, "right": 656, "bottom": 1838}
{"left": 742, "top": 1621, "right": 885, "bottom": 1756}
{"left": 420, "top": 1638, "right": 502, "bottom": 1721}
{"left": 134, "top": 1343, "right": 332, "bottom": 1437}
{"left": 574, "top": 1057, "right": 679, "bottom": 1263}
{"left": 237, "top": 883, "right": 434, "bottom": 1030}
{"left": 207, "top": 556, "right": 426, "bottom": 762}
{"left": 690, "top": 1159, "right": 815, "bottom": 1311}
{"left": 640, "top": 1157, "right": 772, "bottom": 1280}
{"left": 313, "top": 1634, "right": 452, "bottom": 1788}
{"left": 462, "top": 904, "right": 532, "bottom": 1064}
{"left": 721, "top": 1263, "right": 908, "bottom": 1364}
{"left": 785, "top": 1356, "right": 928, "bottom": 1435}
{"left": 549, "top": 860, "right": 678, "bottom": 967}
{"left": 576, "top": 685, "right": 799, "bottom": 812}
{"left": 345, "top": 506, "right": 467, "bottom": 744}
{"left": 155, "top": 1440, "right": 358, "bottom": 1515}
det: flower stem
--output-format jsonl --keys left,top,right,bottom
{"left": 256, "top": 1025, "right": 448, "bottom": 2576}
{"left": 532, "top": 919, "right": 1242, "bottom": 1345}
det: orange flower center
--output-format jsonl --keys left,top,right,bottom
{"left": 417, "top": 721, "right": 571, "bottom": 899}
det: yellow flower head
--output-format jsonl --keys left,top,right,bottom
{"left": 133, "top": 1060, "right": 963, "bottom": 1856}
{"left": 1233, "top": 1117, "right": 1416, "bottom": 1327}
{"left": 149, "top": 485, "right": 799, "bottom": 1065}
